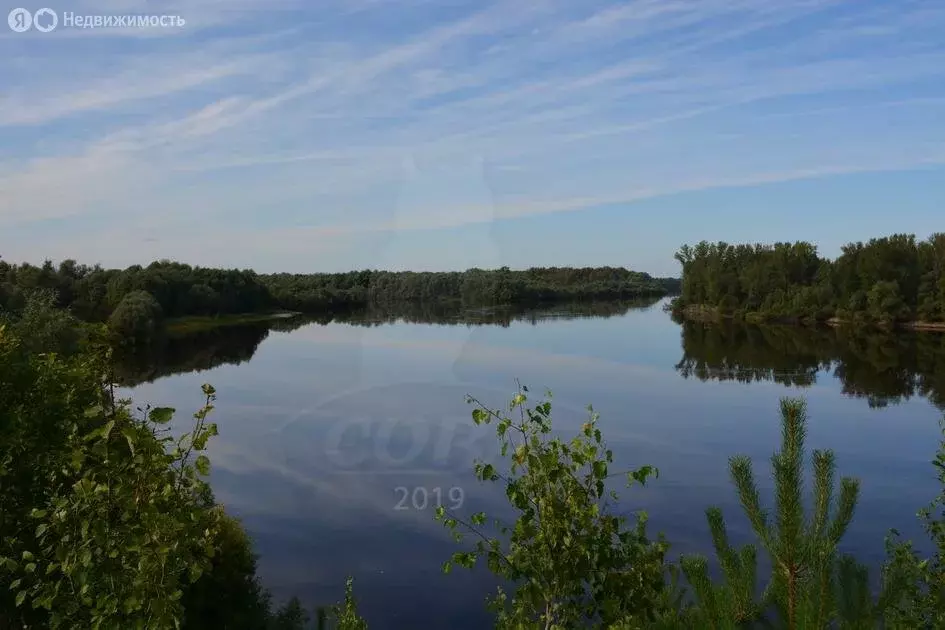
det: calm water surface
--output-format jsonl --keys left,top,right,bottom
{"left": 123, "top": 298, "right": 945, "bottom": 629}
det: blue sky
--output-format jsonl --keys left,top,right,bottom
{"left": 1, "top": 0, "right": 943, "bottom": 276}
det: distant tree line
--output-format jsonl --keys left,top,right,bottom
{"left": 672, "top": 233, "right": 945, "bottom": 325}
{"left": 0, "top": 258, "right": 679, "bottom": 333}
{"left": 262, "top": 266, "right": 679, "bottom": 311}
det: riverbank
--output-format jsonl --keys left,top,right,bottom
{"left": 166, "top": 311, "right": 302, "bottom": 334}
{"left": 674, "top": 304, "right": 945, "bottom": 332}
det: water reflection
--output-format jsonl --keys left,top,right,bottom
{"left": 674, "top": 317, "right": 945, "bottom": 409}
{"left": 121, "top": 299, "right": 945, "bottom": 628}
{"left": 333, "top": 298, "right": 660, "bottom": 327}
{"left": 114, "top": 299, "right": 660, "bottom": 386}
{"left": 113, "top": 323, "right": 274, "bottom": 386}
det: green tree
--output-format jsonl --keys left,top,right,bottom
{"left": 673, "top": 232, "right": 945, "bottom": 327}
{"left": 678, "top": 398, "right": 905, "bottom": 628}
{"left": 0, "top": 323, "right": 224, "bottom": 629}
{"left": 866, "top": 280, "right": 909, "bottom": 323}
{"left": 0, "top": 324, "right": 104, "bottom": 628}
{"left": 315, "top": 577, "right": 369, "bottom": 630}
{"left": 181, "top": 513, "right": 273, "bottom": 630}
{"left": 3, "top": 288, "right": 81, "bottom": 355}
{"left": 108, "top": 290, "right": 164, "bottom": 346}
{"left": 436, "top": 385, "right": 672, "bottom": 629}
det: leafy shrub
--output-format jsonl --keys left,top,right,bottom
{"left": 0, "top": 324, "right": 220, "bottom": 629}
{"left": 436, "top": 386, "right": 672, "bottom": 628}
{"left": 108, "top": 290, "right": 164, "bottom": 346}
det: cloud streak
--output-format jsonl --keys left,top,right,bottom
{"left": 1, "top": 0, "right": 943, "bottom": 270}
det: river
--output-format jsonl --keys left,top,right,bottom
{"left": 121, "top": 297, "right": 945, "bottom": 628}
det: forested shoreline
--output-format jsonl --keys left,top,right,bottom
{"left": 0, "top": 256, "right": 679, "bottom": 329}
{"left": 672, "top": 233, "right": 945, "bottom": 329}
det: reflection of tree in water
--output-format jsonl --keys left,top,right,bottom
{"left": 114, "top": 323, "right": 273, "bottom": 387}
{"left": 675, "top": 317, "right": 945, "bottom": 409}
{"left": 117, "top": 300, "right": 657, "bottom": 387}
{"left": 326, "top": 298, "right": 661, "bottom": 328}
{"left": 268, "top": 298, "right": 659, "bottom": 329}
{"left": 674, "top": 320, "right": 827, "bottom": 387}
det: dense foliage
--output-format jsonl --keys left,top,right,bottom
{"left": 0, "top": 313, "right": 366, "bottom": 629}
{"left": 263, "top": 267, "right": 679, "bottom": 312}
{"left": 108, "top": 290, "right": 165, "bottom": 346}
{"left": 0, "top": 260, "right": 679, "bottom": 330}
{"left": 0, "top": 288, "right": 84, "bottom": 355}
{"left": 0, "top": 259, "right": 272, "bottom": 322}
{"left": 0, "top": 324, "right": 223, "bottom": 628}
{"left": 0, "top": 256, "right": 679, "bottom": 331}
{"left": 673, "top": 233, "right": 945, "bottom": 325}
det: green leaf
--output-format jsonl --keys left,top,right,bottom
{"left": 83, "top": 405, "right": 104, "bottom": 418}
{"left": 629, "top": 465, "right": 658, "bottom": 487}
{"left": 593, "top": 460, "right": 608, "bottom": 479}
{"left": 121, "top": 428, "right": 136, "bottom": 456}
{"left": 188, "top": 563, "right": 203, "bottom": 582}
{"left": 195, "top": 455, "right": 211, "bottom": 476}
{"left": 471, "top": 408, "right": 487, "bottom": 425}
{"left": 149, "top": 407, "right": 175, "bottom": 425}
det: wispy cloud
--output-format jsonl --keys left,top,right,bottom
{"left": 0, "top": 61, "right": 261, "bottom": 127}
{"left": 1, "top": 0, "right": 943, "bottom": 270}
